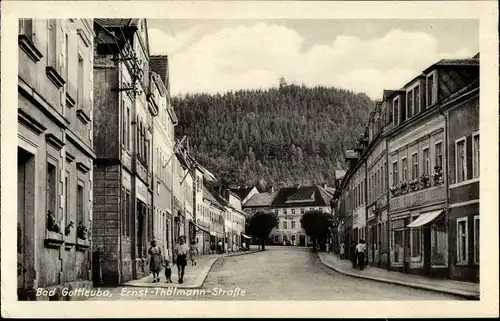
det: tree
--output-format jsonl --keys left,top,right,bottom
{"left": 246, "top": 211, "right": 279, "bottom": 251}
{"left": 300, "top": 210, "right": 333, "bottom": 252}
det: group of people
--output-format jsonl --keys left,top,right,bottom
{"left": 147, "top": 236, "right": 200, "bottom": 284}
{"left": 339, "top": 239, "right": 367, "bottom": 270}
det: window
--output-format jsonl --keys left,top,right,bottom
{"left": 274, "top": 209, "right": 279, "bottom": 215}
{"left": 474, "top": 216, "right": 479, "bottom": 264}
{"left": 392, "top": 161, "right": 398, "bottom": 186}
{"left": 411, "top": 153, "right": 419, "bottom": 180}
{"left": 423, "top": 148, "right": 429, "bottom": 175}
{"left": 456, "top": 138, "right": 466, "bottom": 183}
{"left": 393, "top": 98, "right": 400, "bottom": 126}
{"left": 435, "top": 142, "right": 443, "bottom": 171}
{"left": 47, "top": 19, "right": 57, "bottom": 68}
{"left": 393, "top": 229, "right": 404, "bottom": 263}
{"left": 47, "top": 162, "right": 57, "bottom": 218}
{"left": 472, "top": 133, "right": 479, "bottom": 178}
{"left": 407, "top": 89, "right": 413, "bottom": 118}
{"left": 300, "top": 208, "right": 304, "bottom": 214}
{"left": 414, "top": 85, "right": 420, "bottom": 114}
{"left": 291, "top": 235, "right": 296, "bottom": 243}
{"left": 402, "top": 157, "right": 408, "bottom": 182}
{"left": 64, "top": 174, "right": 70, "bottom": 225}
{"left": 291, "top": 221, "right": 296, "bottom": 229}
{"left": 64, "top": 33, "right": 69, "bottom": 92}
{"left": 76, "top": 183, "right": 84, "bottom": 225}
{"left": 77, "top": 54, "right": 84, "bottom": 108}
{"left": 19, "top": 19, "right": 34, "bottom": 41}
{"left": 427, "top": 73, "right": 435, "bottom": 106}
{"left": 291, "top": 208, "right": 296, "bottom": 215}
{"left": 283, "top": 221, "right": 288, "bottom": 229}
{"left": 274, "top": 235, "right": 279, "bottom": 243}
{"left": 122, "top": 189, "right": 130, "bottom": 236}
{"left": 457, "top": 218, "right": 468, "bottom": 264}
{"left": 411, "top": 226, "right": 422, "bottom": 259}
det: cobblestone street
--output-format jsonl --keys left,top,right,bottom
{"left": 91, "top": 247, "right": 463, "bottom": 301}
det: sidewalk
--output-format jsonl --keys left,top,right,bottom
{"left": 122, "top": 249, "right": 259, "bottom": 289}
{"left": 318, "top": 252, "right": 479, "bottom": 300}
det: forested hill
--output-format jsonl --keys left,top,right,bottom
{"left": 172, "top": 81, "right": 374, "bottom": 189}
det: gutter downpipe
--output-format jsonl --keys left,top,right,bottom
{"left": 438, "top": 103, "right": 450, "bottom": 280}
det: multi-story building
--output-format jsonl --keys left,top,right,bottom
{"left": 438, "top": 57, "right": 479, "bottom": 281}
{"left": 222, "top": 191, "right": 246, "bottom": 251}
{"left": 269, "top": 185, "right": 333, "bottom": 246}
{"left": 172, "top": 149, "right": 189, "bottom": 242}
{"left": 241, "top": 190, "right": 276, "bottom": 216}
{"left": 17, "top": 19, "right": 95, "bottom": 299}
{"left": 93, "top": 18, "right": 153, "bottom": 284}
{"left": 229, "top": 186, "right": 259, "bottom": 205}
{"left": 365, "top": 97, "right": 391, "bottom": 269}
{"left": 191, "top": 162, "right": 211, "bottom": 254}
{"left": 202, "top": 178, "right": 226, "bottom": 252}
{"left": 149, "top": 55, "right": 177, "bottom": 261}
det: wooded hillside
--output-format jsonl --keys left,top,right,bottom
{"left": 172, "top": 80, "right": 373, "bottom": 189}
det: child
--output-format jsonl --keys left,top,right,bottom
{"left": 189, "top": 241, "right": 199, "bottom": 266}
{"left": 164, "top": 258, "right": 172, "bottom": 283}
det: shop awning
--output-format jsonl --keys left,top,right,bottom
{"left": 210, "top": 231, "right": 217, "bottom": 236}
{"left": 241, "top": 233, "right": 252, "bottom": 239}
{"left": 194, "top": 223, "right": 210, "bottom": 234}
{"left": 407, "top": 210, "right": 444, "bottom": 228}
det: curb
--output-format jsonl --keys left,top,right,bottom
{"left": 317, "top": 253, "right": 479, "bottom": 300}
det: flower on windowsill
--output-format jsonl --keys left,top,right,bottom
{"left": 400, "top": 181, "right": 408, "bottom": 191}
{"left": 420, "top": 174, "right": 430, "bottom": 187}
{"left": 409, "top": 179, "right": 419, "bottom": 190}
{"left": 47, "top": 210, "right": 60, "bottom": 233}
{"left": 389, "top": 185, "right": 399, "bottom": 196}
{"left": 65, "top": 220, "right": 75, "bottom": 236}
{"left": 77, "top": 221, "right": 88, "bottom": 240}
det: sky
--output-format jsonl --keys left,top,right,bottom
{"left": 147, "top": 19, "right": 479, "bottom": 100}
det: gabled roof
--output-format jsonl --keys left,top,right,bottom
{"left": 271, "top": 185, "right": 331, "bottom": 208}
{"left": 229, "top": 186, "right": 255, "bottom": 200}
{"left": 423, "top": 57, "right": 479, "bottom": 74}
{"left": 243, "top": 192, "right": 276, "bottom": 208}
{"left": 202, "top": 178, "right": 228, "bottom": 210}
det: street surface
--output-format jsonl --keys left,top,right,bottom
{"left": 92, "top": 246, "right": 463, "bottom": 301}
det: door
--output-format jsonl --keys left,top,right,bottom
{"left": 18, "top": 153, "right": 27, "bottom": 289}
{"left": 423, "top": 227, "right": 432, "bottom": 276}
{"left": 299, "top": 235, "right": 305, "bottom": 246}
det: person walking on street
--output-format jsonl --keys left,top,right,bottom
{"left": 189, "top": 240, "right": 199, "bottom": 266}
{"left": 148, "top": 240, "right": 162, "bottom": 283}
{"left": 174, "top": 236, "right": 189, "bottom": 284}
{"left": 350, "top": 241, "right": 357, "bottom": 268}
{"left": 340, "top": 242, "right": 345, "bottom": 259}
{"left": 356, "top": 239, "right": 367, "bottom": 270}
{"left": 217, "top": 240, "right": 223, "bottom": 254}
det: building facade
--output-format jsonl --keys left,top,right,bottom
{"left": 18, "top": 18, "right": 95, "bottom": 300}
{"left": 93, "top": 18, "right": 153, "bottom": 284}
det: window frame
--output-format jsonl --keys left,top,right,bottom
{"left": 455, "top": 136, "right": 467, "bottom": 183}
{"left": 472, "top": 131, "right": 479, "bottom": 179}
{"left": 456, "top": 217, "right": 469, "bottom": 265}
{"left": 393, "top": 97, "right": 400, "bottom": 126}
{"left": 426, "top": 71, "right": 437, "bottom": 107}
{"left": 434, "top": 140, "right": 443, "bottom": 171}
{"left": 392, "top": 160, "right": 398, "bottom": 187}
{"left": 411, "top": 152, "right": 419, "bottom": 180}
{"left": 401, "top": 157, "right": 408, "bottom": 182}
{"left": 473, "top": 215, "right": 479, "bottom": 265}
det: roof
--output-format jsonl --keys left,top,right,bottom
{"left": 243, "top": 192, "right": 276, "bottom": 208}
{"left": 423, "top": 58, "right": 479, "bottom": 74}
{"left": 202, "top": 179, "right": 228, "bottom": 210}
{"left": 229, "top": 186, "right": 255, "bottom": 200}
{"left": 335, "top": 170, "right": 347, "bottom": 180}
{"left": 382, "top": 90, "right": 396, "bottom": 100}
{"left": 94, "top": 19, "right": 138, "bottom": 28}
{"left": 271, "top": 185, "right": 331, "bottom": 208}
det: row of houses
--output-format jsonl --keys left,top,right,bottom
{"left": 240, "top": 184, "right": 336, "bottom": 246}
{"left": 16, "top": 18, "right": 249, "bottom": 300}
{"left": 331, "top": 54, "right": 480, "bottom": 282}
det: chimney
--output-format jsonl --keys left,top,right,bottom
{"left": 149, "top": 55, "right": 170, "bottom": 93}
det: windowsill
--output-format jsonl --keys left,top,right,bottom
{"left": 66, "top": 92, "right": 76, "bottom": 108}
{"left": 76, "top": 109, "right": 91, "bottom": 125}
{"left": 44, "top": 230, "right": 64, "bottom": 248}
{"left": 450, "top": 178, "right": 479, "bottom": 189}
{"left": 76, "top": 237, "right": 91, "bottom": 252}
{"left": 46, "top": 66, "right": 66, "bottom": 89}
{"left": 64, "top": 233, "right": 76, "bottom": 250}
{"left": 456, "top": 261, "right": 468, "bottom": 266}
{"left": 18, "top": 34, "right": 43, "bottom": 63}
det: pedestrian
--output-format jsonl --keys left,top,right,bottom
{"left": 340, "top": 242, "right": 345, "bottom": 259}
{"left": 174, "top": 236, "right": 189, "bottom": 284}
{"left": 163, "top": 258, "right": 172, "bottom": 283}
{"left": 356, "top": 239, "right": 367, "bottom": 270}
{"left": 242, "top": 241, "right": 246, "bottom": 251}
{"left": 217, "top": 240, "right": 223, "bottom": 254}
{"left": 147, "top": 240, "right": 162, "bottom": 283}
{"left": 326, "top": 243, "right": 330, "bottom": 253}
{"left": 350, "top": 241, "right": 357, "bottom": 268}
{"left": 189, "top": 240, "right": 199, "bottom": 266}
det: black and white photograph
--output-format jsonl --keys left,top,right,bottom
{"left": 1, "top": 0, "right": 498, "bottom": 318}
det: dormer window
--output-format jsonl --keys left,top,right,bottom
{"left": 407, "top": 91, "right": 413, "bottom": 118}
{"left": 393, "top": 97, "right": 399, "bottom": 126}
{"left": 426, "top": 72, "right": 437, "bottom": 107}
{"left": 406, "top": 84, "right": 421, "bottom": 119}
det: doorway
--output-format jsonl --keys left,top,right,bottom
{"left": 299, "top": 235, "right": 305, "bottom": 246}
{"left": 18, "top": 147, "right": 35, "bottom": 298}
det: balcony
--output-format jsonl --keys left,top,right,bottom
{"left": 390, "top": 183, "right": 446, "bottom": 212}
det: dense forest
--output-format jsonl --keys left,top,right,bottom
{"left": 172, "top": 79, "right": 374, "bottom": 189}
